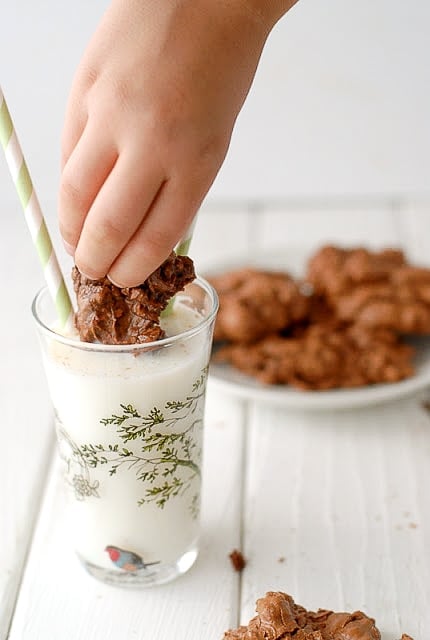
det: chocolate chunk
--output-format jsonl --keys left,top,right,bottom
{"left": 72, "top": 253, "right": 195, "bottom": 345}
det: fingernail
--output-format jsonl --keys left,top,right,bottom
{"left": 107, "top": 274, "right": 125, "bottom": 288}
{"left": 75, "top": 263, "right": 100, "bottom": 281}
{"left": 63, "top": 240, "right": 76, "bottom": 256}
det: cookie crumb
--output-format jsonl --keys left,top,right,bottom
{"left": 229, "top": 549, "right": 246, "bottom": 572}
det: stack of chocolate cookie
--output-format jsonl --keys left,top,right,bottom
{"left": 210, "top": 246, "right": 430, "bottom": 391}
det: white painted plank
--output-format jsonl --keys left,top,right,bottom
{"left": 193, "top": 207, "right": 407, "bottom": 275}
{"left": 0, "top": 202, "right": 55, "bottom": 639}
{"left": 8, "top": 387, "right": 245, "bottom": 640}
{"left": 394, "top": 208, "right": 430, "bottom": 265}
{"left": 259, "top": 208, "right": 402, "bottom": 254}
{"left": 240, "top": 398, "right": 430, "bottom": 640}
{"left": 191, "top": 207, "right": 253, "bottom": 271}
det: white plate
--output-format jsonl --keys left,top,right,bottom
{"left": 207, "top": 248, "right": 430, "bottom": 410}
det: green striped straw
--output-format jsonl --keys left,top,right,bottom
{"left": 161, "top": 217, "right": 197, "bottom": 318}
{"left": 0, "top": 86, "right": 74, "bottom": 330}
{"left": 176, "top": 215, "right": 197, "bottom": 256}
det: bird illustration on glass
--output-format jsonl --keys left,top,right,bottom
{"left": 105, "top": 545, "right": 160, "bottom": 572}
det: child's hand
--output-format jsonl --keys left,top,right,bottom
{"left": 59, "top": 0, "right": 295, "bottom": 286}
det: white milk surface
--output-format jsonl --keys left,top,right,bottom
{"left": 43, "top": 299, "right": 211, "bottom": 574}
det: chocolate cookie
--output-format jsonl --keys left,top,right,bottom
{"left": 334, "top": 266, "right": 430, "bottom": 334}
{"left": 216, "top": 324, "right": 414, "bottom": 390}
{"left": 223, "top": 591, "right": 381, "bottom": 640}
{"left": 306, "top": 245, "right": 406, "bottom": 299}
{"left": 208, "top": 267, "right": 310, "bottom": 344}
{"left": 73, "top": 252, "right": 195, "bottom": 345}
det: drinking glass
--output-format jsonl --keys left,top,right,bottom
{"left": 32, "top": 277, "right": 218, "bottom": 587}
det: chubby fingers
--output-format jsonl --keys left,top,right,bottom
{"left": 73, "top": 148, "right": 165, "bottom": 280}
{"left": 107, "top": 177, "right": 201, "bottom": 287}
{"left": 60, "top": 93, "right": 87, "bottom": 170}
{"left": 59, "top": 121, "right": 118, "bottom": 254}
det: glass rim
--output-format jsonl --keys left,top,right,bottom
{"left": 31, "top": 275, "right": 219, "bottom": 353}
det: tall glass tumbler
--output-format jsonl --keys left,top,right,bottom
{"left": 32, "top": 277, "right": 218, "bottom": 587}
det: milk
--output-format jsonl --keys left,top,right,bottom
{"left": 34, "top": 282, "right": 217, "bottom": 586}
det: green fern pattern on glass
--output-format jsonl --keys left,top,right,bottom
{"left": 57, "top": 367, "right": 208, "bottom": 518}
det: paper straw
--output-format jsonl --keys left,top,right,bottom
{"left": 176, "top": 215, "right": 197, "bottom": 256}
{"left": 161, "top": 217, "right": 198, "bottom": 318}
{"left": 0, "top": 86, "right": 74, "bottom": 329}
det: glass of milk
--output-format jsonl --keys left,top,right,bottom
{"left": 32, "top": 277, "right": 218, "bottom": 587}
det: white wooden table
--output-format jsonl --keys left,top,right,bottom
{"left": 1, "top": 205, "right": 429, "bottom": 639}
